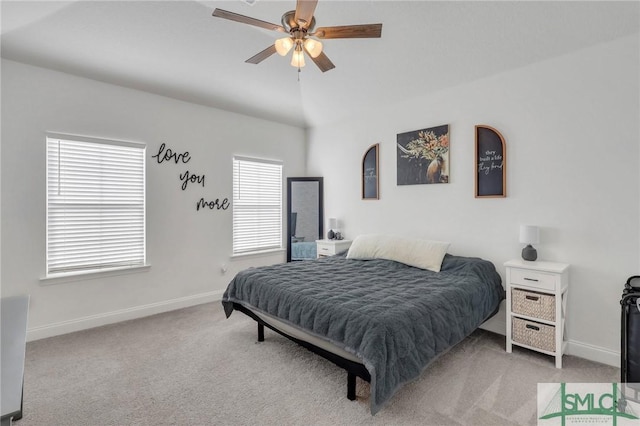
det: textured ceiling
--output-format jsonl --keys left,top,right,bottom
{"left": 2, "top": 1, "right": 639, "bottom": 128}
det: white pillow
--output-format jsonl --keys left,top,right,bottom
{"left": 346, "top": 234, "right": 450, "bottom": 272}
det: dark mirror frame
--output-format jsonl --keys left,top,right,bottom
{"left": 286, "top": 177, "right": 324, "bottom": 262}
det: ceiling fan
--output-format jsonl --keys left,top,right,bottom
{"left": 212, "top": 0, "right": 382, "bottom": 72}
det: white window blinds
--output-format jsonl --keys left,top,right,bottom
{"left": 46, "top": 135, "right": 146, "bottom": 276}
{"left": 233, "top": 156, "right": 283, "bottom": 254}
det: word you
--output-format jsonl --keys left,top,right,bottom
{"left": 180, "top": 170, "right": 205, "bottom": 191}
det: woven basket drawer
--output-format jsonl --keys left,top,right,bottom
{"left": 512, "top": 317, "right": 555, "bottom": 352}
{"left": 512, "top": 288, "right": 555, "bottom": 322}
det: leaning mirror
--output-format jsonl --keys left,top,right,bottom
{"left": 287, "top": 177, "right": 324, "bottom": 262}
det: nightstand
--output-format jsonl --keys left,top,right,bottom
{"left": 316, "top": 239, "right": 352, "bottom": 258}
{"left": 504, "top": 259, "right": 570, "bottom": 368}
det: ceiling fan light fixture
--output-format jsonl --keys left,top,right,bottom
{"left": 275, "top": 37, "right": 294, "bottom": 56}
{"left": 303, "top": 38, "right": 323, "bottom": 58}
{"left": 212, "top": 2, "right": 382, "bottom": 73}
{"left": 291, "top": 48, "right": 306, "bottom": 68}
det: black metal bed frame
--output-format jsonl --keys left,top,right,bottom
{"left": 232, "top": 301, "right": 502, "bottom": 405}
{"left": 232, "top": 302, "right": 371, "bottom": 400}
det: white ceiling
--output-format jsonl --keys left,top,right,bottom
{"left": 2, "top": 1, "right": 639, "bottom": 128}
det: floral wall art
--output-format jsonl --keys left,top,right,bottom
{"left": 396, "top": 124, "right": 450, "bottom": 185}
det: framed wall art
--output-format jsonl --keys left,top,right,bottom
{"left": 397, "top": 124, "right": 450, "bottom": 185}
{"left": 362, "top": 143, "right": 379, "bottom": 200}
{"left": 475, "top": 125, "right": 506, "bottom": 198}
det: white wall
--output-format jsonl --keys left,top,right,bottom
{"left": 0, "top": 59, "right": 306, "bottom": 340}
{"left": 307, "top": 35, "right": 640, "bottom": 366}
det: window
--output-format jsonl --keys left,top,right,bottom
{"left": 232, "top": 156, "right": 283, "bottom": 255}
{"left": 46, "top": 134, "right": 146, "bottom": 276}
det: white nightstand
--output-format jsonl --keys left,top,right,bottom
{"left": 316, "top": 239, "right": 352, "bottom": 258}
{"left": 504, "top": 259, "right": 570, "bottom": 368}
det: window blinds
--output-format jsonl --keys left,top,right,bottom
{"left": 232, "top": 157, "right": 283, "bottom": 254}
{"left": 46, "top": 136, "right": 146, "bottom": 276}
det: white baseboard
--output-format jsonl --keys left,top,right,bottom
{"left": 27, "top": 290, "right": 225, "bottom": 342}
{"left": 479, "top": 302, "right": 619, "bottom": 368}
{"left": 566, "top": 339, "right": 620, "bottom": 368}
{"left": 27, "top": 292, "right": 622, "bottom": 369}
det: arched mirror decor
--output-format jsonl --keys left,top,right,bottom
{"left": 287, "top": 177, "right": 324, "bottom": 262}
{"left": 362, "top": 143, "right": 379, "bottom": 199}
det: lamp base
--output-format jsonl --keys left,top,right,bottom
{"left": 521, "top": 244, "right": 537, "bottom": 261}
{"left": 327, "top": 229, "right": 335, "bottom": 240}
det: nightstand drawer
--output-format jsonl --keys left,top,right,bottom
{"left": 510, "top": 268, "right": 557, "bottom": 291}
{"left": 317, "top": 244, "right": 335, "bottom": 255}
{"left": 512, "top": 288, "right": 555, "bottom": 321}
{"left": 512, "top": 317, "right": 555, "bottom": 352}
{"left": 316, "top": 240, "right": 352, "bottom": 258}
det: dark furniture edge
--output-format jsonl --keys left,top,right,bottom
{"left": 231, "top": 302, "right": 371, "bottom": 400}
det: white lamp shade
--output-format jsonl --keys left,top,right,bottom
{"left": 275, "top": 37, "right": 294, "bottom": 56}
{"left": 291, "top": 48, "right": 305, "bottom": 67}
{"left": 328, "top": 218, "right": 337, "bottom": 229}
{"left": 519, "top": 225, "right": 540, "bottom": 245}
{"left": 303, "top": 38, "right": 323, "bottom": 58}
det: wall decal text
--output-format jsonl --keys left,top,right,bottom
{"left": 152, "top": 142, "right": 231, "bottom": 211}
{"left": 152, "top": 143, "right": 191, "bottom": 164}
{"left": 180, "top": 170, "right": 206, "bottom": 190}
{"left": 196, "top": 198, "right": 230, "bottom": 211}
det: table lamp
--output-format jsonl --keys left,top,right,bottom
{"left": 519, "top": 225, "right": 539, "bottom": 261}
{"left": 327, "top": 218, "right": 337, "bottom": 240}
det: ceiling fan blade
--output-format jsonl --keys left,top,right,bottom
{"left": 305, "top": 49, "right": 335, "bottom": 73}
{"left": 314, "top": 24, "right": 382, "bottom": 39}
{"left": 245, "top": 44, "right": 278, "bottom": 64}
{"left": 212, "top": 9, "right": 287, "bottom": 33}
{"left": 294, "top": 0, "right": 318, "bottom": 29}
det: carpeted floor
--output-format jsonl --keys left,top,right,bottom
{"left": 18, "top": 302, "right": 618, "bottom": 425}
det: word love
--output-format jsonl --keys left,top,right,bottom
{"left": 196, "top": 198, "right": 230, "bottom": 211}
{"left": 151, "top": 143, "right": 191, "bottom": 164}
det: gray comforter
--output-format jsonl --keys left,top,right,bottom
{"left": 222, "top": 253, "right": 504, "bottom": 414}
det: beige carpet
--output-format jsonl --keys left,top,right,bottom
{"left": 18, "top": 302, "right": 618, "bottom": 425}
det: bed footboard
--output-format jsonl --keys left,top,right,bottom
{"left": 232, "top": 303, "right": 370, "bottom": 401}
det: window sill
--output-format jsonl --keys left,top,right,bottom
{"left": 230, "top": 248, "right": 285, "bottom": 260}
{"left": 40, "top": 264, "right": 151, "bottom": 285}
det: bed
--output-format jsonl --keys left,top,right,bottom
{"left": 222, "top": 237, "right": 504, "bottom": 414}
